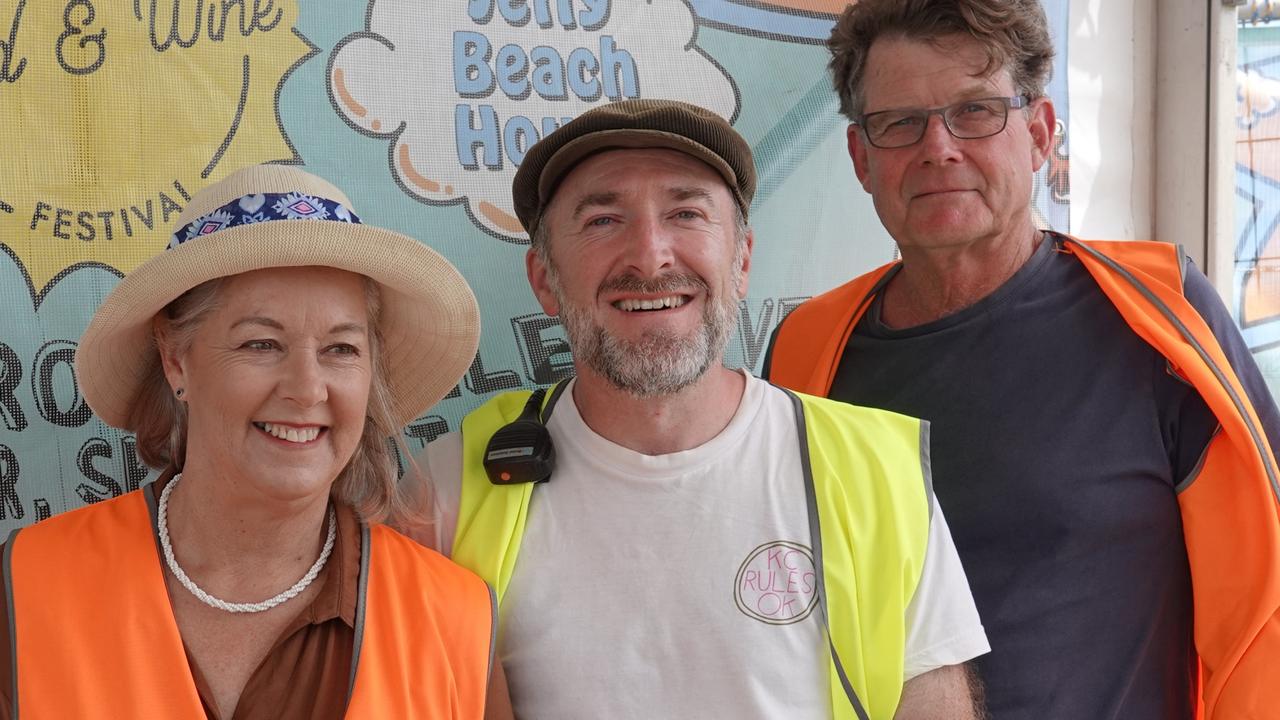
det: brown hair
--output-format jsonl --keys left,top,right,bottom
{"left": 828, "top": 0, "right": 1054, "bottom": 120}
{"left": 133, "top": 274, "right": 426, "bottom": 526}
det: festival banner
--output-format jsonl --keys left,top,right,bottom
{"left": 0, "top": 0, "right": 1071, "bottom": 532}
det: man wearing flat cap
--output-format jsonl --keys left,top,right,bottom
{"left": 417, "top": 99, "right": 989, "bottom": 719}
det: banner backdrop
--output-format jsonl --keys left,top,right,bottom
{"left": 1236, "top": 23, "right": 1280, "bottom": 393}
{"left": 0, "top": 0, "right": 1070, "bottom": 533}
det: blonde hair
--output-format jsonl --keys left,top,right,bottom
{"left": 132, "top": 273, "right": 427, "bottom": 526}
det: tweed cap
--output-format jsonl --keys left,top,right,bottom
{"left": 512, "top": 99, "right": 756, "bottom": 236}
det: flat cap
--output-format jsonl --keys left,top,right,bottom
{"left": 512, "top": 99, "right": 756, "bottom": 237}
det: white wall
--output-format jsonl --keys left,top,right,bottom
{"left": 1067, "top": 0, "right": 1157, "bottom": 244}
{"left": 1068, "top": 0, "right": 1238, "bottom": 282}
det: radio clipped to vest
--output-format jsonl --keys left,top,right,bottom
{"left": 483, "top": 388, "right": 556, "bottom": 485}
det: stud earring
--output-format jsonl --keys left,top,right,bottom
{"left": 174, "top": 387, "right": 185, "bottom": 400}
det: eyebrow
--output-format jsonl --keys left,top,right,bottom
{"left": 570, "top": 186, "right": 717, "bottom": 218}
{"left": 230, "top": 317, "right": 367, "bottom": 335}
{"left": 669, "top": 186, "right": 716, "bottom": 203}
{"left": 571, "top": 192, "right": 620, "bottom": 219}
{"left": 231, "top": 316, "right": 284, "bottom": 331}
{"left": 328, "top": 322, "right": 368, "bottom": 336}
{"left": 871, "top": 86, "right": 1004, "bottom": 113}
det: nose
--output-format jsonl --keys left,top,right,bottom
{"left": 917, "top": 113, "right": 963, "bottom": 165}
{"left": 621, "top": 214, "right": 676, "bottom": 278}
{"left": 279, "top": 350, "right": 328, "bottom": 407}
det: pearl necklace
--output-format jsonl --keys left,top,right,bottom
{"left": 157, "top": 473, "right": 337, "bottom": 614}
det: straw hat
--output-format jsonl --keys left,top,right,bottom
{"left": 78, "top": 164, "right": 480, "bottom": 429}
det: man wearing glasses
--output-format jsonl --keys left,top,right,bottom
{"left": 765, "top": 1, "right": 1280, "bottom": 719}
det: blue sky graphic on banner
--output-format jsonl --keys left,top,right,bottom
{"left": 0, "top": 0, "right": 1070, "bottom": 533}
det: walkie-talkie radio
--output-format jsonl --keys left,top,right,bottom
{"left": 483, "top": 388, "right": 556, "bottom": 485}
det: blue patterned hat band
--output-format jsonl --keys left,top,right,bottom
{"left": 168, "top": 191, "right": 362, "bottom": 250}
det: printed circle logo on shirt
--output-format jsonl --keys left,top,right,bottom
{"left": 734, "top": 540, "right": 817, "bottom": 625}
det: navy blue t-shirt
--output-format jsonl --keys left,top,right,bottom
{"left": 765, "top": 234, "right": 1280, "bottom": 719}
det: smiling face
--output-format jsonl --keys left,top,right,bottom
{"left": 159, "top": 265, "right": 373, "bottom": 504}
{"left": 849, "top": 33, "right": 1054, "bottom": 255}
{"left": 528, "top": 148, "right": 752, "bottom": 396}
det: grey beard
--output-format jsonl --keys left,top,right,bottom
{"left": 550, "top": 267, "right": 741, "bottom": 397}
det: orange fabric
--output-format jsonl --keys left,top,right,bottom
{"left": 1066, "top": 240, "right": 1280, "bottom": 719}
{"left": 766, "top": 237, "right": 1280, "bottom": 720}
{"left": 6, "top": 490, "right": 492, "bottom": 719}
{"left": 768, "top": 263, "right": 896, "bottom": 397}
{"left": 346, "top": 525, "right": 493, "bottom": 718}
{"left": 9, "top": 491, "right": 204, "bottom": 719}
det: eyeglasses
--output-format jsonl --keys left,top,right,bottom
{"left": 854, "top": 95, "right": 1029, "bottom": 149}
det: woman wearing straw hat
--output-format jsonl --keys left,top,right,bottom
{"left": 0, "top": 165, "right": 511, "bottom": 719}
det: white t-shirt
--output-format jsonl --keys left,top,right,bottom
{"left": 422, "top": 373, "right": 988, "bottom": 720}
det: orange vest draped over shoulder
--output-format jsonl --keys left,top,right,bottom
{"left": 767, "top": 237, "right": 1280, "bottom": 720}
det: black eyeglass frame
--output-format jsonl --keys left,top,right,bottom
{"left": 853, "top": 95, "right": 1031, "bottom": 149}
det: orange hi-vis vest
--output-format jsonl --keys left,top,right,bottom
{"left": 1, "top": 485, "right": 495, "bottom": 719}
{"left": 767, "top": 237, "right": 1280, "bottom": 720}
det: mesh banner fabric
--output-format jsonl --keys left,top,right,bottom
{"left": 0, "top": 0, "right": 1070, "bottom": 532}
{"left": 1237, "top": 23, "right": 1280, "bottom": 362}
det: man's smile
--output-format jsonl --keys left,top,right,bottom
{"left": 613, "top": 295, "right": 691, "bottom": 312}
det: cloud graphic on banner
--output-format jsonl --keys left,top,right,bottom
{"left": 0, "top": 1, "right": 314, "bottom": 296}
{"left": 1239, "top": 68, "right": 1280, "bottom": 129}
{"left": 328, "top": 0, "right": 739, "bottom": 240}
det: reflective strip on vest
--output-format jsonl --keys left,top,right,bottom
{"left": 1063, "top": 239, "right": 1280, "bottom": 718}
{"left": 453, "top": 385, "right": 931, "bottom": 719}
{"left": 346, "top": 524, "right": 494, "bottom": 718}
{"left": 4, "top": 487, "right": 494, "bottom": 719}
{"left": 766, "top": 236, "right": 1280, "bottom": 720}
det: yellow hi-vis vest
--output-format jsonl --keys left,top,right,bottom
{"left": 452, "top": 384, "right": 933, "bottom": 720}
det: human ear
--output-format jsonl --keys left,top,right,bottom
{"left": 525, "top": 245, "right": 561, "bottom": 316}
{"left": 153, "top": 316, "right": 189, "bottom": 396}
{"left": 736, "top": 228, "right": 754, "bottom": 298}
{"left": 849, "top": 125, "right": 873, "bottom": 192}
{"left": 1026, "top": 97, "right": 1057, "bottom": 171}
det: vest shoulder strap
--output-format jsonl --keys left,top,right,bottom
{"left": 347, "top": 524, "right": 494, "bottom": 718}
{"left": 1068, "top": 238, "right": 1184, "bottom": 292}
{"left": 768, "top": 263, "right": 897, "bottom": 396}
{"left": 454, "top": 384, "right": 565, "bottom": 604}
{"left": 1063, "top": 237, "right": 1273, "bottom": 473}
{"left": 785, "top": 389, "right": 932, "bottom": 720}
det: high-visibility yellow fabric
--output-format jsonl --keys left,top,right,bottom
{"left": 453, "top": 386, "right": 930, "bottom": 719}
